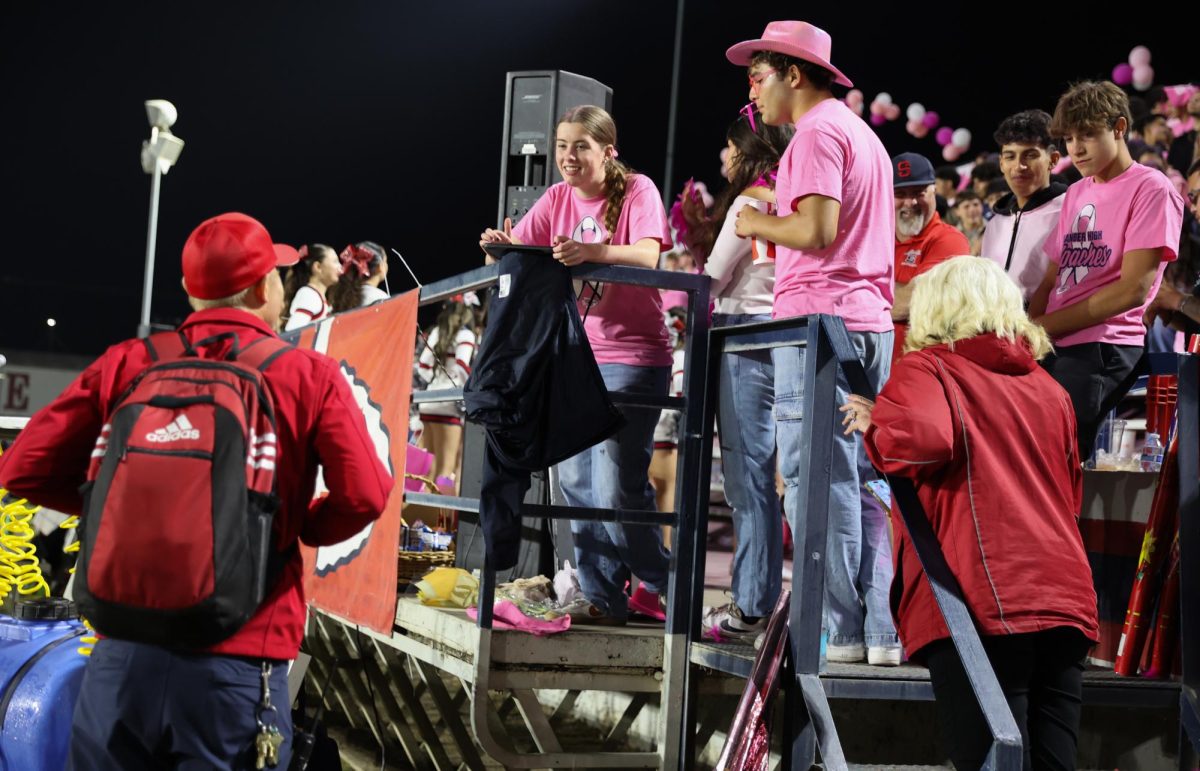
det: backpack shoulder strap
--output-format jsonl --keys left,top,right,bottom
{"left": 143, "top": 331, "right": 194, "bottom": 363}
{"left": 235, "top": 336, "right": 295, "bottom": 373}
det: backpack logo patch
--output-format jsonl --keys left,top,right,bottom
{"left": 145, "top": 414, "right": 200, "bottom": 443}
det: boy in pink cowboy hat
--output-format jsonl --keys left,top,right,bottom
{"left": 718, "top": 21, "right": 901, "bottom": 666}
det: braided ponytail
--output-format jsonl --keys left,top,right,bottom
{"left": 602, "top": 158, "right": 629, "bottom": 238}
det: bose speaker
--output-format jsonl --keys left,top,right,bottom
{"left": 496, "top": 70, "right": 613, "bottom": 227}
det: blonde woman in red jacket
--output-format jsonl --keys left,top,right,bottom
{"left": 842, "top": 255, "right": 1098, "bottom": 771}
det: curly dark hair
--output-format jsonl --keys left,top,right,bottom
{"left": 993, "top": 109, "right": 1057, "bottom": 152}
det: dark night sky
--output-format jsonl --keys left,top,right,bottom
{"left": 1, "top": 3, "right": 1192, "bottom": 356}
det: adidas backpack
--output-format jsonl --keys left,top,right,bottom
{"left": 74, "top": 330, "right": 294, "bottom": 649}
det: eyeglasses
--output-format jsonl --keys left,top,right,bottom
{"left": 748, "top": 68, "right": 779, "bottom": 95}
{"left": 739, "top": 102, "right": 758, "bottom": 133}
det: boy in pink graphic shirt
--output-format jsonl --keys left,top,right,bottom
{"left": 1030, "top": 81, "right": 1185, "bottom": 459}
{"left": 727, "top": 20, "right": 899, "bottom": 666}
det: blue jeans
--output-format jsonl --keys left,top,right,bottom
{"left": 557, "top": 363, "right": 671, "bottom": 619}
{"left": 715, "top": 313, "right": 781, "bottom": 618}
{"left": 773, "top": 329, "right": 898, "bottom": 648}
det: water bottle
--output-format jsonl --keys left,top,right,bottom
{"left": 1140, "top": 433, "right": 1164, "bottom": 473}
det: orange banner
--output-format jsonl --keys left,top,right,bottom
{"left": 287, "top": 292, "right": 418, "bottom": 633}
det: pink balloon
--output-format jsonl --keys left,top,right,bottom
{"left": 905, "top": 119, "right": 922, "bottom": 135}
{"left": 913, "top": 124, "right": 929, "bottom": 139}
{"left": 1111, "top": 63, "right": 1133, "bottom": 86}
{"left": 922, "top": 111, "right": 940, "bottom": 129}
{"left": 846, "top": 89, "right": 864, "bottom": 105}
{"left": 1133, "top": 64, "right": 1155, "bottom": 90}
{"left": 885, "top": 103, "right": 901, "bottom": 120}
{"left": 942, "top": 145, "right": 962, "bottom": 162}
{"left": 846, "top": 100, "right": 864, "bottom": 116}
{"left": 1128, "top": 46, "right": 1151, "bottom": 67}
{"left": 870, "top": 113, "right": 887, "bottom": 126}
{"left": 869, "top": 101, "right": 885, "bottom": 116}
{"left": 935, "top": 126, "right": 954, "bottom": 146}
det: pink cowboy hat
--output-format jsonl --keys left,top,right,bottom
{"left": 726, "top": 21, "right": 853, "bottom": 88}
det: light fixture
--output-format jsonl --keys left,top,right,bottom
{"left": 46, "top": 318, "right": 57, "bottom": 327}
{"left": 138, "top": 99, "right": 185, "bottom": 339}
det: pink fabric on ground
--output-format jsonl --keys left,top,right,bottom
{"left": 466, "top": 601, "right": 573, "bottom": 636}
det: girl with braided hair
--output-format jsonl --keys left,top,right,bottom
{"left": 479, "top": 104, "right": 674, "bottom": 625}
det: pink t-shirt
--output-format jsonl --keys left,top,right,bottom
{"left": 1043, "top": 162, "right": 1184, "bottom": 347}
{"left": 512, "top": 173, "right": 673, "bottom": 367}
{"left": 772, "top": 98, "right": 895, "bottom": 332}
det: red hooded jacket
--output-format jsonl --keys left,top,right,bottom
{"left": 864, "top": 333, "right": 1098, "bottom": 658}
{"left": 0, "top": 309, "right": 393, "bottom": 660}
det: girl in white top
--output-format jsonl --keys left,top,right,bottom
{"left": 330, "top": 241, "right": 390, "bottom": 312}
{"left": 416, "top": 295, "right": 480, "bottom": 492}
{"left": 692, "top": 106, "right": 794, "bottom": 642}
{"left": 283, "top": 244, "right": 343, "bottom": 331}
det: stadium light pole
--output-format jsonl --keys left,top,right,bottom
{"left": 138, "top": 99, "right": 185, "bottom": 339}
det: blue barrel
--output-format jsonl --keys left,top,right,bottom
{"left": 0, "top": 598, "right": 87, "bottom": 771}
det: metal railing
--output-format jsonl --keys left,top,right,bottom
{"left": 406, "top": 257, "right": 711, "bottom": 769}
{"left": 688, "top": 314, "right": 1022, "bottom": 770}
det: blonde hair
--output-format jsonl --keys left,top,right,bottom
{"left": 557, "top": 105, "right": 629, "bottom": 237}
{"left": 905, "top": 256, "right": 1052, "bottom": 359}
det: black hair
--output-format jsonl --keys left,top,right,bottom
{"left": 749, "top": 51, "right": 836, "bottom": 92}
{"left": 711, "top": 107, "right": 795, "bottom": 228}
{"left": 985, "top": 177, "right": 1012, "bottom": 197}
{"left": 282, "top": 243, "right": 335, "bottom": 311}
{"left": 993, "top": 110, "right": 1057, "bottom": 152}
{"left": 954, "top": 189, "right": 981, "bottom": 203}
{"left": 935, "top": 165, "right": 960, "bottom": 184}
{"left": 971, "top": 161, "right": 1003, "bottom": 183}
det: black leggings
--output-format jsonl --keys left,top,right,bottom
{"left": 923, "top": 628, "right": 1090, "bottom": 771}
{"left": 1041, "top": 342, "right": 1142, "bottom": 461}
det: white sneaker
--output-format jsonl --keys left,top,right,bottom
{"left": 825, "top": 642, "right": 866, "bottom": 663}
{"left": 867, "top": 645, "right": 902, "bottom": 666}
{"left": 701, "top": 603, "right": 767, "bottom": 644}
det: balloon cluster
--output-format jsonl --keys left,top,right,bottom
{"left": 844, "top": 90, "right": 973, "bottom": 161}
{"left": 1111, "top": 46, "right": 1155, "bottom": 91}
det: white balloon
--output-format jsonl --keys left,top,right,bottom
{"left": 1132, "top": 64, "right": 1155, "bottom": 91}
{"left": 951, "top": 128, "right": 972, "bottom": 149}
{"left": 906, "top": 103, "right": 926, "bottom": 122}
{"left": 875, "top": 92, "right": 892, "bottom": 106}
{"left": 1128, "top": 46, "right": 1151, "bottom": 67}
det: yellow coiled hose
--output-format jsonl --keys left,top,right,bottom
{"left": 58, "top": 515, "right": 96, "bottom": 655}
{"left": 0, "top": 490, "right": 51, "bottom": 602}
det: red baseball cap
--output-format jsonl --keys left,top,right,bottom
{"left": 181, "top": 212, "right": 292, "bottom": 300}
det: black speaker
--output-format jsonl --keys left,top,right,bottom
{"left": 456, "top": 421, "right": 573, "bottom": 582}
{"left": 496, "top": 70, "right": 613, "bottom": 227}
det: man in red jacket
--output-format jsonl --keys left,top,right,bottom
{"left": 0, "top": 212, "right": 393, "bottom": 770}
{"left": 891, "top": 152, "right": 972, "bottom": 361}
